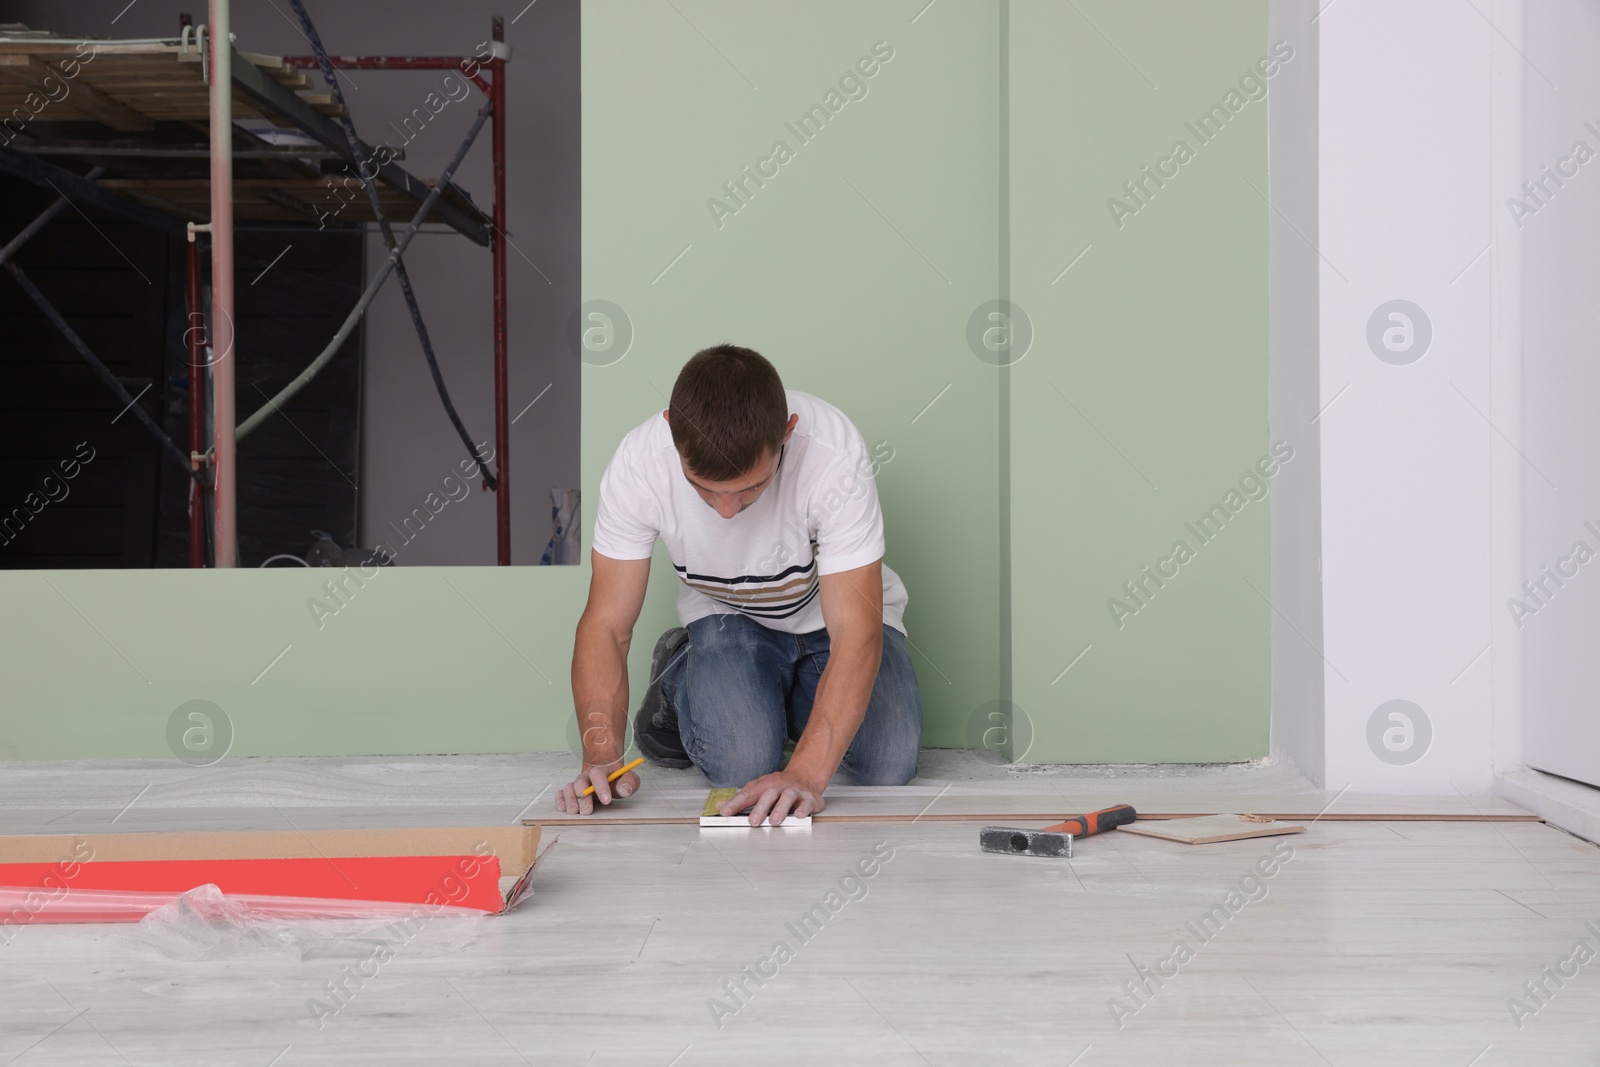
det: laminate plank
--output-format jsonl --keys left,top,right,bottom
{"left": 0, "top": 753, "right": 1536, "bottom": 822}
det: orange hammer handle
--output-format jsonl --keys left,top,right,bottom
{"left": 1041, "top": 804, "right": 1137, "bottom": 837}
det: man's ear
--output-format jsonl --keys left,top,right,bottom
{"left": 783, "top": 413, "right": 798, "bottom": 441}
{"left": 662, "top": 410, "right": 670, "bottom": 423}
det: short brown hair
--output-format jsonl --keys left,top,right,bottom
{"left": 668, "top": 344, "right": 788, "bottom": 481}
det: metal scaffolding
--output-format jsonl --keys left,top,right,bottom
{"left": 0, "top": 4, "right": 515, "bottom": 566}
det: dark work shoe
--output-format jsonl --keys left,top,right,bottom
{"left": 634, "top": 627, "right": 692, "bottom": 768}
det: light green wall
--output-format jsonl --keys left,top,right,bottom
{"left": 0, "top": 0, "right": 1268, "bottom": 764}
{"left": 0, "top": 567, "right": 585, "bottom": 760}
{"left": 1007, "top": 0, "right": 1270, "bottom": 761}
{"left": 580, "top": 0, "right": 1003, "bottom": 749}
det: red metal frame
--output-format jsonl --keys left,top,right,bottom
{"left": 284, "top": 56, "right": 469, "bottom": 69}
{"left": 283, "top": 55, "right": 493, "bottom": 95}
{"left": 281, "top": 20, "right": 512, "bottom": 563}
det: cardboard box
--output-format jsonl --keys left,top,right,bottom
{"left": 0, "top": 825, "right": 544, "bottom": 925}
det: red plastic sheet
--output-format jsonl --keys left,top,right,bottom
{"left": 0, "top": 881, "right": 492, "bottom": 927}
{"left": 0, "top": 852, "right": 505, "bottom": 922}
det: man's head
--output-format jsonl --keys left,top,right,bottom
{"left": 665, "top": 344, "right": 797, "bottom": 518}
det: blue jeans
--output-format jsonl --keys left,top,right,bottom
{"left": 657, "top": 613, "right": 923, "bottom": 788}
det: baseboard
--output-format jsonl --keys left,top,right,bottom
{"left": 1497, "top": 767, "right": 1600, "bottom": 846}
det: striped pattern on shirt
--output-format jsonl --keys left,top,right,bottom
{"left": 673, "top": 558, "right": 820, "bottom": 620}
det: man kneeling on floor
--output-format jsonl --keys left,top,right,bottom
{"left": 555, "top": 344, "right": 922, "bottom": 824}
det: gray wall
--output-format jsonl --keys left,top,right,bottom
{"left": 4, "top": 0, "right": 581, "bottom": 565}
{"left": 1521, "top": 0, "right": 1600, "bottom": 788}
{"left": 1265, "top": 0, "right": 1324, "bottom": 780}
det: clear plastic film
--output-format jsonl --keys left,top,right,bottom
{"left": 0, "top": 884, "right": 485, "bottom": 960}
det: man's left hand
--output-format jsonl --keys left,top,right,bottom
{"left": 720, "top": 770, "right": 826, "bottom": 826}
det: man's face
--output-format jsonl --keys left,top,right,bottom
{"left": 679, "top": 447, "right": 782, "bottom": 519}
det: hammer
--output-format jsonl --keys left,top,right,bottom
{"left": 980, "top": 804, "right": 1137, "bottom": 859}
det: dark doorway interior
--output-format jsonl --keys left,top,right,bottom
{"left": 0, "top": 173, "right": 364, "bottom": 568}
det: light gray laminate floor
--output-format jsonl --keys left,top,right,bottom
{"left": 2, "top": 756, "right": 1597, "bottom": 1065}
{"left": 0, "top": 751, "right": 1535, "bottom": 826}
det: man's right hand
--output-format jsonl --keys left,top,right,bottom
{"left": 554, "top": 758, "right": 641, "bottom": 815}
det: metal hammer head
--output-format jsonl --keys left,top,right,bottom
{"left": 979, "top": 826, "right": 1074, "bottom": 858}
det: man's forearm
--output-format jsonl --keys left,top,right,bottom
{"left": 785, "top": 631, "right": 882, "bottom": 791}
{"left": 571, "top": 616, "right": 631, "bottom": 764}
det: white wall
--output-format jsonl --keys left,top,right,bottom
{"left": 1488, "top": 0, "right": 1527, "bottom": 783}
{"left": 1270, "top": 0, "right": 1526, "bottom": 792}
{"left": 1521, "top": 0, "right": 1600, "bottom": 788}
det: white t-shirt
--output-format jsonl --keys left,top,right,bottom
{"left": 592, "top": 391, "right": 908, "bottom": 635}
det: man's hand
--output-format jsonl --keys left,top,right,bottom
{"left": 554, "top": 757, "right": 641, "bottom": 815}
{"left": 720, "top": 769, "right": 826, "bottom": 826}
{"left": 562, "top": 551, "right": 651, "bottom": 816}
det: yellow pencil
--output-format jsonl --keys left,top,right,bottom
{"left": 578, "top": 756, "right": 645, "bottom": 798}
